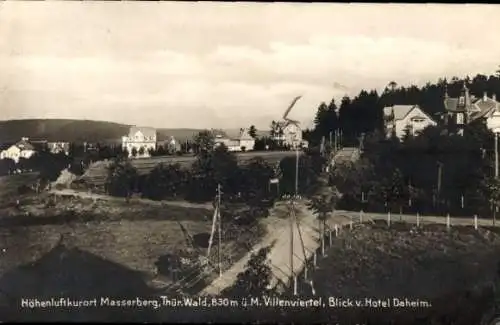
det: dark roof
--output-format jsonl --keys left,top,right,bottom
{"left": 444, "top": 97, "right": 461, "bottom": 112}
{"left": 14, "top": 140, "right": 35, "bottom": 151}
{"left": 474, "top": 97, "right": 497, "bottom": 112}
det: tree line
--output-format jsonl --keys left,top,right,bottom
{"left": 324, "top": 109, "right": 497, "bottom": 217}
{"left": 305, "top": 71, "right": 500, "bottom": 217}
{"left": 104, "top": 132, "right": 325, "bottom": 206}
{"left": 306, "top": 72, "right": 500, "bottom": 148}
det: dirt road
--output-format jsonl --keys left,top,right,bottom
{"left": 201, "top": 206, "right": 499, "bottom": 295}
{"left": 49, "top": 188, "right": 212, "bottom": 209}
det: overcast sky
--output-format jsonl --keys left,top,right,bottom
{"left": 1, "top": 2, "right": 500, "bottom": 129}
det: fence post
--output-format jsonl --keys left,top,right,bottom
{"left": 446, "top": 213, "right": 450, "bottom": 231}
{"left": 387, "top": 211, "right": 391, "bottom": 227}
{"left": 474, "top": 214, "right": 478, "bottom": 230}
{"left": 310, "top": 280, "right": 316, "bottom": 296}
{"left": 350, "top": 217, "right": 353, "bottom": 230}
{"left": 335, "top": 224, "right": 339, "bottom": 237}
{"left": 293, "top": 276, "right": 298, "bottom": 296}
{"left": 329, "top": 230, "right": 333, "bottom": 246}
{"left": 416, "top": 212, "right": 420, "bottom": 228}
{"left": 360, "top": 210, "right": 363, "bottom": 223}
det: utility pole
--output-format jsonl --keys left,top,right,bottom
{"left": 329, "top": 131, "right": 332, "bottom": 151}
{"left": 496, "top": 132, "right": 499, "bottom": 178}
{"left": 437, "top": 161, "right": 443, "bottom": 199}
{"left": 334, "top": 130, "right": 338, "bottom": 153}
{"left": 217, "top": 184, "right": 222, "bottom": 278}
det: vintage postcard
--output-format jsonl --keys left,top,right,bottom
{"left": 1, "top": 1, "right": 500, "bottom": 324}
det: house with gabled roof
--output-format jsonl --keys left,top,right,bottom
{"left": 0, "top": 137, "right": 37, "bottom": 163}
{"left": 213, "top": 128, "right": 255, "bottom": 152}
{"left": 273, "top": 120, "right": 304, "bottom": 149}
{"left": 383, "top": 104, "right": 437, "bottom": 140}
{"left": 121, "top": 126, "right": 157, "bottom": 158}
{"left": 440, "top": 83, "right": 500, "bottom": 135}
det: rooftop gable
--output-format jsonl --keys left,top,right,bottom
{"left": 128, "top": 126, "right": 156, "bottom": 138}
{"left": 14, "top": 139, "right": 35, "bottom": 151}
{"left": 383, "top": 105, "right": 416, "bottom": 121}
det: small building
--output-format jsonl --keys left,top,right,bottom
{"left": 383, "top": 104, "right": 437, "bottom": 140}
{"left": 214, "top": 128, "right": 255, "bottom": 152}
{"left": 47, "top": 142, "right": 70, "bottom": 155}
{"left": 122, "top": 126, "right": 157, "bottom": 158}
{"left": 0, "top": 137, "right": 36, "bottom": 163}
{"left": 157, "top": 136, "right": 181, "bottom": 154}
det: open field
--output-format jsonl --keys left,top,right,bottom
{"left": 196, "top": 220, "right": 500, "bottom": 324}
{"left": 81, "top": 150, "right": 300, "bottom": 186}
{"left": 0, "top": 173, "right": 39, "bottom": 204}
{"left": 0, "top": 193, "right": 265, "bottom": 321}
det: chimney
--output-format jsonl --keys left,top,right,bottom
{"left": 484, "top": 91, "right": 488, "bottom": 102}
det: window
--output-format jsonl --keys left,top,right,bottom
{"left": 459, "top": 97, "right": 465, "bottom": 105}
{"left": 456, "top": 113, "right": 464, "bottom": 125}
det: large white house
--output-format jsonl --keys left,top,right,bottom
{"left": 273, "top": 121, "right": 305, "bottom": 149}
{"left": 214, "top": 128, "right": 255, "bottom": 152}
{"left": 122, "top": 126, "right": 157, "bottom": 158}
{"left": 0, "top": 137, "right": 36, "bottom": 163}
{"left": 383, "top": 105, "right": 437, "bottom": 140}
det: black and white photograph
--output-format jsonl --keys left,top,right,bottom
{"left": 2, "top": 1, "right": 500, "bottom": 324}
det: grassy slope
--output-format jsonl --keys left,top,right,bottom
{"left": 0, "top": 195, "right": 264, "bottom": 303}
{"left": 306, "top": 221, "right": 500, "bottom": 324}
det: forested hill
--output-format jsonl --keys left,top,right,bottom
{"left": 309, "top": 72, "right": 500, "bottom": 145}
{"left": 0, "top": 119, "right": 204, "bottom": 144}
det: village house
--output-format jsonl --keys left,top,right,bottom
{"left": 0, "top": 137, "right": 37, "bottom": 163}
{"left": 121, "top": 126, "right": 157, "bottom": 158}
{"left": 47, "top": 142, "right": 70, "bottom": 155}
{"left": 213, "top": 128, "right": 255, "bottom": 152}
{"left": 383, "top": 104, "right": 437, "bottom": 140}
{"left": 158, "top": 136, "right": 181, "bottom": 154}
{"left": 273, "top": 120, "right": 305, "bottom": 149}
{"left": 440, "top": 83, "right": 500, "bottom": 135}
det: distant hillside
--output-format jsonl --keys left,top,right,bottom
{"left": 0, "top": 119, "right": 129, "bottom": 143}
{"left": 0, "top": 119, "right": 269, "bottom": 144}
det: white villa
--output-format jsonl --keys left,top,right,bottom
{"left": 273, "top": 121, "right": 305, "bottom": 149}
{"left": 383, "top": 104, "right": 437, "bottom": 140}
{"left": 214, "top": 128, "right": 255, "bottom": 152}
{"left": 122, "top": 126, "right": 157, "bottom": 158}
{"left": 0, "top": 137, "right": 36, "bottom": 163}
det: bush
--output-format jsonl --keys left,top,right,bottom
{"left": 142, "top": 163, "right": 188, "bottom": 200}
{"left": 222, "top": 245, "right": 274, "bottom": 296}
{"left": 105, "top": 159, "right": 138, "bottom": 198}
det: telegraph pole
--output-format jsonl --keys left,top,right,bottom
{"left": 496, "top": 132, "right": 499, "bottom": 178}
{"left": 217, "top": 184, "right": 222, "bottom": 278}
